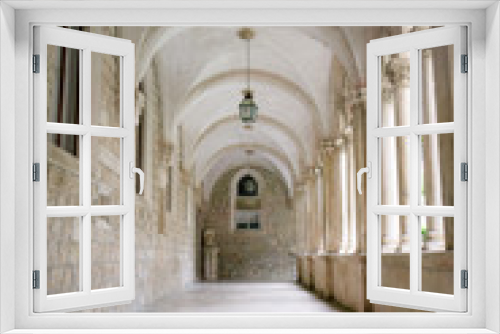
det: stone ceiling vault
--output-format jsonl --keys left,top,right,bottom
{"left": 130, "top": 26, "right": 367, "bottom": 195}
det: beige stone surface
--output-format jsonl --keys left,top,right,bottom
{"left": 203, "top": 167, "right": 296, "bottom": 281}
{"left": 145, "top": 282, "right": 340, "bottom": 312}
{"left": 44, "top": 25, "right": 454, "bottom": 314}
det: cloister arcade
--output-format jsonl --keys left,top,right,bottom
{"left": 45, "top": 25, "right": 453, "bottom": 312}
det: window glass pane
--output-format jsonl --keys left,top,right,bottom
{"left": 92, "top": 216, "right": 121, "bottom": 290}
{"left": 421, "top": 45, "right": 454, "bottom": 124}
{"left": 92, "top": 137, "right": 121, "bottom": 205}
{"left": 235, "top": 211, "right": 260, "bottom": 229}
{"left": 91, "top": 52, "right": 121, "bottom": 127}
{"left": 47, "top": 134, "right": 80, "bottom": 206}
{"left": 421, "top": 216, "right": 454, "bottom": 294}
{"left": 380, "top": 136, "right": 410, "bottom": 205}
{"left": 47, "top": 45, "right": 80, "bottom": 124}
{"left": 420, "top": 133, "right": 454, "bottom": 206}
{"left": 47, "top": 217, "right": 80, "bottom": 295}
{"left": 380, "top": 215, "right": 410, "bottom": 290}
{"left": 380, "top": 52, "right": 410, "bottom": 127}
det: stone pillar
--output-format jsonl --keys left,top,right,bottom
{"left": 203, "top": 228, "right": 219, "bottom": 281}
{"left": 320, "top": 139, "right": 335, "bottom": 253}
{"left": 315, "top": 165, "right": 324, "bottom": 252}
{"left": 327, "top": 138, "right": 345, "bottom": 253}
{"left": 306, "top": 168, "right": 318, "bottom": 253}
{"left": 432, "top": 45, "right": 455, "bottom": 251}
{"left": 340, "top": 139, "right": 350, "bottom": 253}
{"left": 421, "top": 49, "right": 443, "bottom": 251}
{"left": 294, "top": 182, "right": 307, "bottom": 253}
{"left": 380, "top": 49, "right": 410, "bottom": 253}
{"left": 395, "top": 57, "right": 410, "bottom": 253}
{"left": 352, "top": 86, "right": 367, "bottom": 253}
{"left": 203, "top": 247, "right": 219, "bottom": 281}
{"left": 346, "top": 129, "right": 357, "bottom": 253}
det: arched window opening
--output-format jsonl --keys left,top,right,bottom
{"left": 238, "top": 175, "right": 259, "bottom": 197}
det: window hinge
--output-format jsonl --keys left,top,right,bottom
{"left": 461, "top": 270, "right": 468, "bottom": 289}
{"left": 33, "top": 163, "right": 40, "bottom": 182}
{"left": 33, "top": 270, "right": 40, "bottom": 289}
{"left": 461, "top": 162, "right": 468, "bottom": 182}
{"left": 461, "top": 54, "right": 468, "bottom": 73}
{"left": 33, "top": 54, "right": 40, "bottom": 73}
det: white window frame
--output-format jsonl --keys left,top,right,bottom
{"left": 365, "top": 26, "right": 467, "bottom": 312}
{"left": 33, "top": 26, "right": 136, "bottom": 312}
{"left": 1, "top": 2, "right": 497, "bottom": 333}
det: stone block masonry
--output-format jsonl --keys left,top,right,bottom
{"left": 203, "top": 167, "right": 296, "bottom": 281}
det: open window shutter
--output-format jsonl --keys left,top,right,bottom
{"left": 33, "top": 26, "right": 137, "bottom": 312}
{"left": 365, "top": 26, "right": 467, "bottom": 312}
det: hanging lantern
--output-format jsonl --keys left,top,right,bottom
{"left": 239, "top": 89, "right": 258, "bottom": 123}
{"left": 238, "top": 28, "right": 258, "bottom": 123}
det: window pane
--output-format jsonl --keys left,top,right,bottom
{"left": 380, "top": 215, "right": 410, "bottom": 290}
{"left": 47, "top": 45, "right": 80, "bottom": 124}
{"left": 91, "top": 137, "right": 121, "bottom": 205}
{"left": 47, "top": 134, "right": 80, "bottom": 206}
{"left": 92, "top": 216, "right": 121, "bottom": 290}
{"left": 420, "top": 133, "right": 454, "bottom": 206}
{"left": 421, "top": 216, "right": 454, "bottom": 294}
{"left": 235, "top": 211, "right": 260, "bottom": 229}
{"left": 421, "top": 45, "right": 454, "bottom": 124}
{"left": 47, "top": 217, "right": 80, "bottom": 295}
{"left": 91, "top": 52, "right": 121, "bottom": 127}
{"left": 380, "top": 52, "right": 410, "bottom": 127}
{"left": 380, "top": 136, "right": 410, "bottom": 205}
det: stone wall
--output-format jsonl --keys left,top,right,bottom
{"left": 202, "top": 167, "right": 296, "bottom": 281}
{"left": 45, "top": 26, "right": 197, "bottom": 312}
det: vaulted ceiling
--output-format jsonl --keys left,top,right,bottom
{"left": 122, "top": 26, "right": 371, "bottom": 197}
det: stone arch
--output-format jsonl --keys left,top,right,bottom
{"left": 196, "top": 143, "right": 298, "bottom": 184}
{"left": 190, "top": 114, "right": 310, "bottom": 167}
{"left": 173, "top": 69, "right": 323, "bottom": 139}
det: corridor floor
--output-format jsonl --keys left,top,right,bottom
{"left": 144, "top": 282, "right": 342, "bottom": 312}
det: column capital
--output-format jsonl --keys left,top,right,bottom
{"left": 353, "top": 84, "right": 366, "bottom": 105}
{"left": 294, "top": 180, "right": 307, "bottom": 193}
{"left": 332, "top": 135, "right": 347, "bottom": 148}
{"left": 300, "top": 166, "right": 319, "bottom": 182}
{"left": 307, "top": 165, "right": 323, "bottom": 177}
{"left": 320, "top": 138, "right": 336, "bottom": 155}
{"left": 343, "top": 84, "right": 367, "bottom": 108}
{"left": 382, "top": 56, "right": 410, "bottom": 88}
{"left": 314, "top": 165, "right": 323, "bottom": 177}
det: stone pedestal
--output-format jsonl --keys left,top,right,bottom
{"left": 203, "top": 246, "right": 219, "bottom": 281}
{"left": 203, "top": 228, "right": 218, "bottom": 281}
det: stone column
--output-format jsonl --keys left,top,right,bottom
{"left": 421, "top": 49, "right": 443, "bottom": 250}
{"left": 327, "top": 137, "right": 345, "bottom": 253}
{"left": 352, "top": 86, "right": 367, "bottom": 253}
{"left": 294, "top": 182, "right": 307, "bottom": 253}
{"left": 432, "top": 45, "right": 455, "bottom": 251}
{"left": 320, "top": 139, "right": 335, "bottom": 253}
{"left": 395, "top": 56, "right": 410, "bottom": 253}
{"left": 340, "top": 138, "right": 350, "bottom": 253}
{"left": 203, "top": 228, "right": 219, "bottom": 281}
{"left": 315, "top": 165, "right": 324, "bottom": 252}
{"left": 380, "top": 50, "right": 410, "bottom": 253}
{"left": 307, "top": 167, "right": 319, "bottom": 253}
{"left": 346, "top": 129, "right": 357, "bottom": 253}
{"left": 303, "top": 170, "right": 317, "bottom": 253}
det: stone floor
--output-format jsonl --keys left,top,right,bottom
{"left": 144, "top": 282, "right": 341, "bottom": 312}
